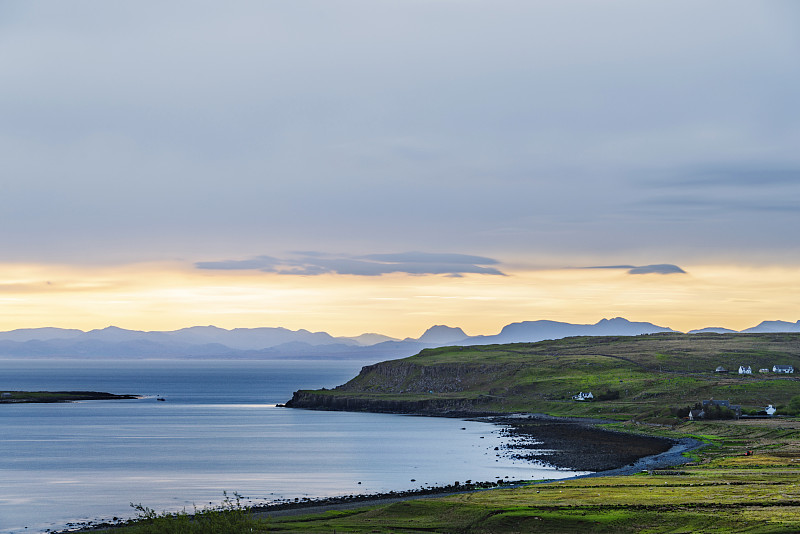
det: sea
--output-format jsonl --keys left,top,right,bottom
{"left": 0, "top": 358, "right": 584, "bottom": 533}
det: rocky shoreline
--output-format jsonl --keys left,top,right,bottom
{"left": 250, "top": 414, "right": 700, "bottom": 520}
{"left": 283, "top": 397, "right": 681, "bottom": 474}
{"left": 247, "top": 415, "right": 703, "bottom": 520}
{"left": 490, "top": 414, "right": 676, "bottom": 472}
{"left": 62, "top": 411, "right": 702, "bottom": 532}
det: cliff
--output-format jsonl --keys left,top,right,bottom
{"left": 284, "top": 390, "right": 487, "bottom": 414}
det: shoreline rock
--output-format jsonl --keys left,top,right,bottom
{"left": 490, "top": 415, "right": 675, "bottom": 472}
{"left": 283, "top": 390, "right": 487, "bottom": 414}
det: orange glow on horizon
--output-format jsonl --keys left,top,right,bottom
{"left": 0, "top": 262, "right": 797, "bottom": 338}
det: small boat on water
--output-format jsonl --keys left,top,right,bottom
{"left": 156, "top": 397, "right": 166, "bottom": 402}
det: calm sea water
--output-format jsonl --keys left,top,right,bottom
{"left": 0, "top": 359, "right": 581, "bottom": 533}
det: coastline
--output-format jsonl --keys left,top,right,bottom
{"left": 253, "top": 435, "right": 703, "bottom": 520}
{"left": 282, "top": 404, "right": 680, "bottom": 473}
{"left": 65, "top": 412, "right": 701, "bottom": 532}
{"left": 247, "top": 413, "right": 701, "bottom": 519}
{"left": 488, "top": 414, "right": 676, "bottom": 472}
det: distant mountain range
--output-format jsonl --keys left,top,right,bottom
{"left": 0, "top": 318, "right": 797, "bottom": 360}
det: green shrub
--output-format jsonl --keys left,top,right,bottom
{"left": 785, "top": 395, "right": 800, "bottom": 416}
{"left": 673, "top": 405, "right": 691, "bottom": 419}
{"left": 596, "top": 389, "right": 620, "bottom": 401}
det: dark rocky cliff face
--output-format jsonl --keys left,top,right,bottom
{"left": 333, "top": 359, "right": 518, "bottom": 394}
{"left": 282, "top": 352, "right": 521, "bottom": 414}
{"left": 283, "top": 390, "right": 487, "bottom": 415}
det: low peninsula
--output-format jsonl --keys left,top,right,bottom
{"left": 0, "top": 391, "right": 139, "bottom": 403}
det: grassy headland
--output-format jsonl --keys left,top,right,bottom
{"left": 285, "top": 333, "right": 800, "bottom": 421}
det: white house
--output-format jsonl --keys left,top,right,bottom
{"left": 572, "top": 391, "right": 593, "bottom": 401}
{"left": 765, "top": 405, "right": 777, "bottom": 416}
{"left": 773, "top": 365, "right": 794, "bottom": 374}
{"left": 738, "top": 365, "right": 752, "bottom": 375}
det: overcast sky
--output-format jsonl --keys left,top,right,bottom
{"left": 1, "top": 1, "right": 799, "bottom": 334}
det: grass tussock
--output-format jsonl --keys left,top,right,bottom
{"left": 109, "top": 493, "right": 269, "bottom": 534}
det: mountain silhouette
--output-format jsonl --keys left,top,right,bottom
{"left": 0, "top": 318, "right": 796, "bottom": 360}
{"left": 416, "top": 325, "right": 469, "bottom": 345}
{"left": 742, "top": 320, "right": 800, "bottom": 333}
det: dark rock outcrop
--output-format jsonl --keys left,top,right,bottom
{"left": 284, "top": 390, "right": 487, "bottom": 414}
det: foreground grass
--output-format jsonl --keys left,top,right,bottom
{"left": 264, "top": 459, "right": 800, "bottom": 532}
{"left": 99, "top": 420, "right": 800, "bottom": 533}
{"left": 105, "top": 493, "right": 270, "bottom": 534}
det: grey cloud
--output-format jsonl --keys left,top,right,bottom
{"left": 645, "top": 167, "right": 800, "bottom": 189}
{"left": 683, "top": 169, "right": 800, "bottom": 188}
{"left": 194, "top": 256, "right": 279, "bottom": 272}
{"left": 586, "top": 264, "right": 687, "bottom": 275}
{"left": 640, "top": 195, "right": 800, "bottom": 214}
{"left": 628, "top": 264, "right": 687, "bottom": 275}
{"left": 288, "top": 251, "right": 329, "bottom": 258}
{"left": 196, "top": 252, "right": 506, "bottom": 277}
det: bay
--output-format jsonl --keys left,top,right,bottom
{"left": 0, "top": 359, "right": 582, "bottom": 533}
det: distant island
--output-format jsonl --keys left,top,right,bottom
{"left": 0, "top": 391, "right": 139, "bottom": 403}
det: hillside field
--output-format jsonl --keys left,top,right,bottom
{"left": 287, "top": 333, "right": 800, "bottom": 422}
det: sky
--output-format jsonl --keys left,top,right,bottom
{"left": 1, "top": 1, "right": 799, "bottom": 337}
